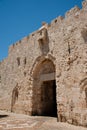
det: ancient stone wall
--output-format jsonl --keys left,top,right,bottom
{"left": 0, "top": 0, "right": 87, "bottom": 127}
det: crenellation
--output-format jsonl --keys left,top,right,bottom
{"left": 8, "top": 37, "right": 28, "bottom": 55}
{"left": 82, "top": 0, "right": 87, "bottom": 9}
{"left": 65, "top": 6, "right": 80, "bottom": 18}
{"left": 51, "top": 16, "right": 64, "bottom": 27}
{"left": 21, "top": 36, "right": 29, "bottom": 43}
{"left": 30, "top": 31, "right": 38, "bottom": 38}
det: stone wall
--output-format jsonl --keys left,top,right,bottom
{"left": 0, "top": 0, "right": 87, "bottom": 127}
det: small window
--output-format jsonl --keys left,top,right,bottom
{"left": 17, "top": 57, "right": 20, "bottom": 66}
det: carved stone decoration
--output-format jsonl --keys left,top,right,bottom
{"left": 37, "top": 27, "right": 49, "bottom": 54}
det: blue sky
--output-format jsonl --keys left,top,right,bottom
{"left": 0, "top": 0, "right": 83, "bottom": 61}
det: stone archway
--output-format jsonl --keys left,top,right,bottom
{"left": 32, "top": 59, "right": 57, "bottom": 117}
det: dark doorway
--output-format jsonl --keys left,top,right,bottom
{"left": 32, "top": 59, "right": 57, "bottom": 117}
{"left": 41, "top": 80, "right": 57, "bottom": 117}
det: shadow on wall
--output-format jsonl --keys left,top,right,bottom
{"left": 0, "top": 115, "right": 8, "bottom": 118}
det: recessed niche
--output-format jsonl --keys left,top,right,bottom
{"left": 17, "top": 57, "right": 20, "bottom": 66}
{"left": 24, "top": 57, "right": 27, "bottom": 65}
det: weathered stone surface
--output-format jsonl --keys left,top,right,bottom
{"left": 0, "top": 0, "right": 87, "bottom": 127}
{"left": 0, "top": 110, "right": 87, "bottom": 130}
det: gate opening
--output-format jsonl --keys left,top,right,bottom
{"left": 32, "top": 59, "right": 57, "bottom": 117}
{"left": 41, "top": 80, "right": 57, "bottom": 117}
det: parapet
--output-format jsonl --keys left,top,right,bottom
{"left": 51, "top": 16, "right": 64, "bottom": 26}
{"left": 8, "top": 36, "right": 29, "bottom": 54}
{"left": 65, "top": 6, "right": 80, "bottom": 18}
{"left": 8, "top": 42, "right": 20, "bottom": 54}
{"left": 0, "top": 57, "right": 8, "bottom": 65}
{"left": 82, "top": 0, "right": 87, "bottom": 9}
{"left": 7, "top": 0, "right": 87, "bottom": 57}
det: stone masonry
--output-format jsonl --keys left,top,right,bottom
{"left": 0, "top": 0, "right": 87, "bottom": 127}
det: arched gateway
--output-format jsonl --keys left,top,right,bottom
{"left": 32, "top": 59, "right": 57, "bottom": 117}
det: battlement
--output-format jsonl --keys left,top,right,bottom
{"left": 0, "top": 57, "right": 8, "bottom": 65}
{"left": 51, "top": 16, "right": 64, "bottom": 27}
{"left": 8, "top": 36, "right": 30, "bottom": 54}
{"left": 65, "top": 6, "right": 80, "bottom": 18}
{"left": 82, "top": 0, "right": 87, "bottom": 9}
{"left": 7, "top": 0, "right": 87, "bottom": 58}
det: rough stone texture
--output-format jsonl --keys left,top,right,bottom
{"left": 0, "top": 0, "right": 87, "bottom": 127}
{"left": 0, "top": 110, "right": 87, "bottom": 130}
